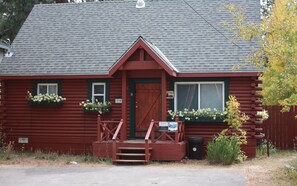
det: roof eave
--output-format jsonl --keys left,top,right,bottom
{"left": 0, "top": 74, "right": 110, "bottom": 80}
{"left": 177, "top": 72, "right": 261, "bottom": 77}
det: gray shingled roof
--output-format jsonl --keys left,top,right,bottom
{"left": 0, "top": 0, "right": 260, "bottom": 76}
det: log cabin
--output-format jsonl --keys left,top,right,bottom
{"left": 0, "top": 0, "right": 263, "bottom": 163}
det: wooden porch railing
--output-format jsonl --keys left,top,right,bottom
{"left": 96, "top": 115, "right": 123, "bottom": 162}
{"left": 145, "top": 120, "right": 185, "bottom": 143}
{"left": 96, "top": 115, "right": 123, "bottom": 142}
{"left": 144, "top": 118, "right": 185, "bottom": 162}
{"left": 144, "top": 119, "right": 155, "bottom": 162}
{"left": 112, "top": 119, "right": 124, "bottom": 162}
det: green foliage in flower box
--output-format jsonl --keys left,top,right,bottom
{"left": 79, "top": 100, "right": 111, "bottom": 114}
{"left": 167, "top": 108, "right": 227, "bottom": 123}
{"left": 27, "top": 91, "right": 66, "bottom": 106}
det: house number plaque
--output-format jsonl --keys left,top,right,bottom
{"left": 115, "top": 98, "right": 122, "bottom": 104}
{"left": 166, "top": 91, "right": 174, "bottom": 99}
{"left": 18, "top": 137, "right": 28, "bottom": 144}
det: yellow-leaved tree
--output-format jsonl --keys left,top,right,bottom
{"left": 225, "top": 0, "right": 297, "bottom": 111}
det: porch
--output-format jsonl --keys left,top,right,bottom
{"left": 92, "top": 116, "right": 186, "bottom": 164}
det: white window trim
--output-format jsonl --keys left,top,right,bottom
{"left": 92, "top": 82, "right": 106, "bottom": 103}
{"left": 174, "top": 81, "right": 225, "bottom": 111}
{"left": 37, "top": 83, "right": 58, "bottom": 95}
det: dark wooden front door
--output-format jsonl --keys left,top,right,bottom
{"left": 135, "top": 83, "right": 161, "bottom": 138}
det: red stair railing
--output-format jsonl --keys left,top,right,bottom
{"left": 112, "top": 119, "right": 124, "bottom": 162}
{"left": 144, "top": 119, "right": 185, "bottom": 162}
{"left": 144, "top": 119, "right": 155, "bottom": 162}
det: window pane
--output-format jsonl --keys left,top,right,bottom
{"left": 94, "top": 84, "right": 104, "bottom": 94}
{"left": 94, "top": 96, "right": 104, "bottom": 103}
{"left": 200, "top": 84, "right": 223, "bottom": 110}
{"left": 177, "top": 84, "right": 198, "bottom": 110}
{"left": 48, "top": 85, "right": 57, "bottom": 95}
{"left": 38, "top": 85, "right": 47, "bottom": 94}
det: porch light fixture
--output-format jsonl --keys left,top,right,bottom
{"left": 136, "top": 0, "right": 145, "bottom": 8}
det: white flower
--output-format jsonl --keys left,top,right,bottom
{"left": 79, "top": 99, "right": 111, "bottom": 114}
{"left": 167, "top": 108, "right": 226, "bottom": 122}
{"left": 27, "top": 91, "right": 66, "bottom": 103}
{"left": 257, "top": 110, "right": 269, "bottom": 121}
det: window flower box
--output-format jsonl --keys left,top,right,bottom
{"left": 28, "top": 101, "right": 64, "bottom": 106}
{"left": 185, "top": 117, "right": 225, "bottom": 123}
{"left": 82, "top": 107, "right": 112, "bottom": 113}
{"left": 80, "top": 100, "right": 111, "bottom": 114}
{"left": 27, "top": 91, "right": 66, "bottom": 106}
{"left": 167, "top": 116, "right": 225, "bottom": 123}
{"left": 168, "top": 108, "right": 227, "bottom": 123}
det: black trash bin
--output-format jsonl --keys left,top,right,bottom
{"left": 188, "top": 137, "right": 204, "bottom": 160}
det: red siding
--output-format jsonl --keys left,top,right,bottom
{"left": 183, "top": 77, "right": 260, "bottom": 157}
{"left": 2, "top": 75, "right": 260, "bottom": 157}
{"left": 3, "top": 79, "right": 122, "bottom": 154}
{"left": 0, "top": 80, "right": 5, "bottom": 137}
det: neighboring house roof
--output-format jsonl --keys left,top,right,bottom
{"left": 0, "top": 0, "right": 260, "bottom": 76}
{"left": 0, "top": 42, "right": 10, "bottom": 51}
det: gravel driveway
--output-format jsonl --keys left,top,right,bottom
{"left": 0, "top": 166, "right": 244, "bottom": 186}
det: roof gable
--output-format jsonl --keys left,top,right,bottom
{"left": 109, "top": 37, "right": 177, "bottom": 76}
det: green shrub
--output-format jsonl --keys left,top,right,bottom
{"left": 207, "top": 96, "right": 248, "bottom": 165}
{"left": 206, "top": 135, "right": 243, "bottom": 165}
{"left": 222, "top": 96, "right": 249, "bottom": 145}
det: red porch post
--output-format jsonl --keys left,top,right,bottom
{"left": 161, "top": 71, "right": 167, "bottom": 141}
{"left": 97, "top": 114, "right": 101, "bottom": 141}
{"left": 121, "top": 71, "right": 127, "bottom": 140}
{"left": 161, "top": 70, "right": 167, "bottom": 121}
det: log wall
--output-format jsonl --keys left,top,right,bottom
{"left": 2, "top": 76, "right": 260, "bottom": 157}
{"left": 184, "top": 77, "right": 262, "bottom": 157}
{"left": 3, "top": 79, "right": 122, "bottom": 154}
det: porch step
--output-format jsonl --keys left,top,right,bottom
{"left": 113, "top": 159, "right": 147, "bottom": 163}
{"left": 114, "top": 146, "right": 152, "bottom": 164}
{"left": 118, "top": 147, "right": 152, "bottom": 151}
{"left": 116, "top": 153, "right": 149, "bottom": 156}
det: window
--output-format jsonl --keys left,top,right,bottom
{"left": 87, "top": 79, "right": 110, "bottom": 103}
{"left": 174, "top": 82, "right": 224, "bottom": 111}
{"left": 32, "top": 80, "right": 62, "bottom": 96}
{"left": 92, "top": 83, "right": 106, "bottom": 103}
{"left": 37, "top": 83, "right": 58, "bottom": 95}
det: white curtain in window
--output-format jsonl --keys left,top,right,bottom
{"left": 200, "top": 84, "right": 223, "bottom": 110}
{"left": 48, "top": 85, "right": 57, "bottom": 95}
{"left": 177, "top": 84, "right": 198, "bottom": 110}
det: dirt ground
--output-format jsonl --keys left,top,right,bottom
{"left": 148, "top": 151, "right": 297, "bottom": 186}
{"left": 0, "top": 150, "right": 296, "bottom": 186}
{"left": 233, "top": 151, "right": 297, "bottom": 186}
